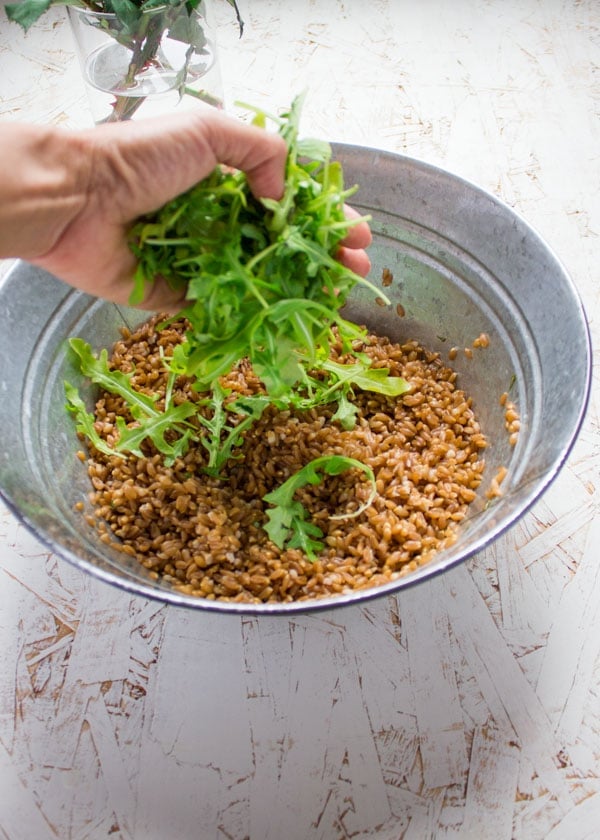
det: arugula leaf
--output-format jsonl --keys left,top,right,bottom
{"left": 114, "top": 401, "right": 197, "bottom": 463}
{"left": 263, "top": 455, "right": 376, "bottom": 561}
{"left": 69, "top": 338, "right": 161, "bottom": 417}
{"left": 65, "top": 381, "right": 125, "bottom": 460}
{"left": 330, "top": 390, "right": 360, "bottom": 430}
{"left": 128, "top": 94, "right": 387, "bottom": 399}
{"left": 67, "top": 338, "right": 199, "bottom": 466}
{"left": 320, "top": 358, "right": 410, "bottom": 397}
{"left": 274, "top": 354, "right": 410, "bottom": 430}
{"left": 264, "top": 499, "right": 325, "bottom": 560}
{"left": 195, "top": 381, "right": 269, "bottom": 477}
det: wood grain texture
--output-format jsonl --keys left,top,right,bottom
{"left": 1, "top": 1, "right": 599, "bottom": 837}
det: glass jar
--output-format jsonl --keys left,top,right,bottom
{"left": 67, "top": 1, "right": 224, "bottom": 123}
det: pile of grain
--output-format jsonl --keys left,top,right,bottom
{"left": 82, "top": 317, "right": 487, "bottom": 603}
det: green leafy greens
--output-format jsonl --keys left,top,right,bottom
{"left": 129, "top": 95, "right": 390, "bottom": 397}
{"left": 195, "top": 382, "right": 270, "bottom": 477}
{"left": 66, "top": 337, "right": 198, "bottom": 465}
{"left": 66, "top": 95, "right": 411, "bottom": 560}
{"left": 263, "top": 456, "right": 376, "bottom": 561}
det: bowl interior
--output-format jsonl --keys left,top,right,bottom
{"left": 0, "top": 146, "right": 591, "bottom": 613}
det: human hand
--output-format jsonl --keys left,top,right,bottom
{"left": 337, "top": 205, "right": 372, "bottom": 279}
{"left": 0, "top": 107, "right": 371, "bottom": 309}
{"left": 28, "top": 108, "right": 288, "bottom": 309}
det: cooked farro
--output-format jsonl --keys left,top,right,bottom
{"left": 81, "top": 316, "right": 487, "bottom": 603}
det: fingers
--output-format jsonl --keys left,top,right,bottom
{"left": 333, "top": 205, "right": 372, "bottom": 277}
{"left": 341, "top": 204, "right": 372, "bottom": 250}
{"left": 239, "top": 135, "right": 287, "bottom": 200}
{"left": 336, "top": 245, "right": 372, "bottom": 278}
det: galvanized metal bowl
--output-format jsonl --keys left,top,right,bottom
{"left": 0, "top": 146, "right": 591, "bottom": 613}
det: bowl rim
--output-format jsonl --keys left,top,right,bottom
{"left": 0, "top": 146, "right": 593, "bottom": 614}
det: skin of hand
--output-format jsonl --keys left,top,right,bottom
{"left": 0, "top": 107, "right": 372, "bottom": 310}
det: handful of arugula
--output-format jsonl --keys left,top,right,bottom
{"left": 67, "top": 96, "right": 410, "bottom": 559}
{"left": 130, "top": 95, "right": 386, "bottom": 396}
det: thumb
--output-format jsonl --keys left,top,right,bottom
{"left": 88, "top": 106, "right": 287, "bottom": 223}
{"left": 196, "top": 108, "right": 288, "bottom": 200}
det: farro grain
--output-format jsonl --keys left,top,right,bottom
{"left": 382, "top": 268, "right": 394, "bottom": 287}
{"left": 80, "top": 316, "right": 490, "bottom": 603}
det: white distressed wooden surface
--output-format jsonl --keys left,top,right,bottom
{"left": 1, "top": 1, "right": 599, "bottom": 837}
